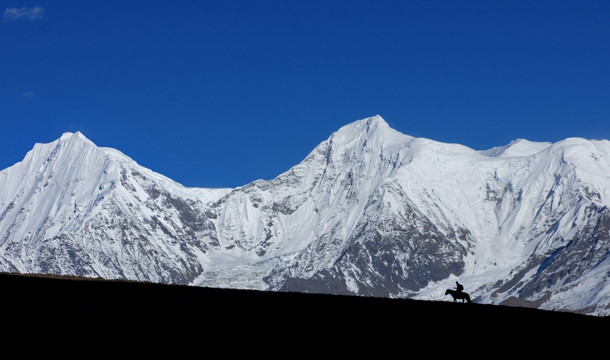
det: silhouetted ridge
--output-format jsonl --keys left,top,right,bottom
{"left": 0, "top": 272, "right": 605, "bottom": 353}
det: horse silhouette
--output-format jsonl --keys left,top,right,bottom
{"left": 445, "top": 289, "right": 472, "bottom": 303}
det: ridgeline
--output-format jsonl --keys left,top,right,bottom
{"left": 1, "top": 272, "right": 605, "bottom": 354}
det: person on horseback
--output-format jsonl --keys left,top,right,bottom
{"left": 455, "top": 281, "right": 464, "bottom": 294}
{"left": 445, "top": 281, "right": 472, "bottom": 303}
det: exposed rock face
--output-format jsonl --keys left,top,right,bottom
{"left": 2, "top": 116, "right": 610, "bottom": 316}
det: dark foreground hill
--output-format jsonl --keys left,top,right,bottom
{"left": 0, "top": 272, "right": 606, "bottom": 355}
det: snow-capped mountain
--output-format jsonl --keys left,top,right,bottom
{"left": 0, "top": 131, "right": 229, "bottom": 283}
{"left": 1, "top": 116, "right": 609, "bottom": 316}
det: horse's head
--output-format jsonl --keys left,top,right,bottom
{"left": 444, "top": 289, "right": 450, "bottom": 295}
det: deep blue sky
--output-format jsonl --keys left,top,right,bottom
{"left": 2, "top": 1, "right": 609, "bottom": 188}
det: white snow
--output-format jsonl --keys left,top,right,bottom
{"left": 2, "top": 116, "right": 610, "bottom": 316}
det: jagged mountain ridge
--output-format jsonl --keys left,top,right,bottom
{"left": 0, "top": 131, "right": 229, "bottom": 283}
{"left": 1, "top": 115, "right": 609, "bottom": 316}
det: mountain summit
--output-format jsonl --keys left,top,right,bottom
{"left": 1, "top": 116, "right": 610, "bottom": 316}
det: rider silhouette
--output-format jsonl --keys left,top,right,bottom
{"left": 455, "top": 281, "right": 464, "bottom": 294}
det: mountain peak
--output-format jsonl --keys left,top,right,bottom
{"left": 3, "top": 117, "right": 610, "bottom": 317}
{"left": 329, "top": 115, "right": 411, "bottom": 149}
{"left": 59, "top": 131, "right": 85, "bottom": 140}
{"left": 340, "top": 115, "right": 389, "bottom": 133}
{"left": 59, "top": 132, "right": 75, "bottom": 140}
{"left": 362, "top": 114, "right": 388, "bottom": 126}
{"left": 57, "top": 131, "right": 96, "bottom": 147}
{"left": 480, "top": 138, "right": 551, "bottom": 158}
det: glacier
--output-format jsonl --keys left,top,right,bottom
{"left": 1, "top": 115, "right": 610, "bottom": 316}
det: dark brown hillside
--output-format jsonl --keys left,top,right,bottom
{"left": 0, "top": 272, "right": 605, "bottom": 355}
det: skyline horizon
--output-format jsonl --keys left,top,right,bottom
{"left": 4, "top": 113, "right": 604, "bottom": 190}
{"left": 2, "top": 1, "right": 609, "bottom": 188}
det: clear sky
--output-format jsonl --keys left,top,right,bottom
{"left": 2, "top": 1, "right": 609, "bottom": 188}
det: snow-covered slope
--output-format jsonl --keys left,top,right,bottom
{"left": 1, "top": 116, "right": 610, "bottom": 316}
{"left": 0, "top": 132, "right": 229, "bottom": 283}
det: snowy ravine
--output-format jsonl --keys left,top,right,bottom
{"left": 1, "top": 116, "right": 610, "bottom": 316}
